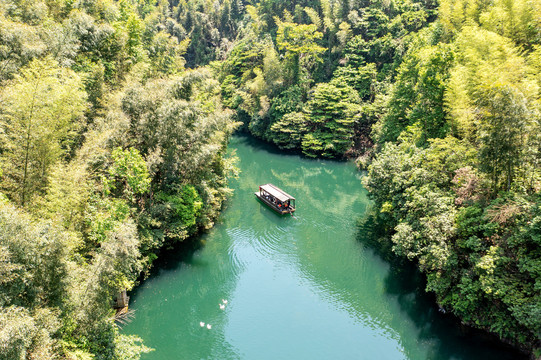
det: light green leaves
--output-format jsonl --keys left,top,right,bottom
{"left": 107, "top": 147, "right": 150, "bottom": 198}
{"left": 0, "top": 56, "right": 86, "bottom": 207}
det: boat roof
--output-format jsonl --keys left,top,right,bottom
{"left": 260, "top": 184, "right": 295, "bottom": 202}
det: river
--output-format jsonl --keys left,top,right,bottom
{"left": 122, "top": 134, "right": 524, "bottom": 360}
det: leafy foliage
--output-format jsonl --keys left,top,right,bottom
{"left": 0, "top": 202, "right": 75, "bottom": 359}
{"left": 106, "top": 147, "right": 151, "bottom": 199}
{"left": 365, "top": 131, "right": 541, "bottom": 352}
{"left": 0, "top": 1, "right": 239, "bottom": 358}
{"left": 270, "top": 112, "right": 307, "bottom": 150}
{"left": 0, "top": 57, "right": 86, "bottom": 207}
{"left": 216, "top": 0, "right": 439, "bottom": 158}
{"left": 374, "top": 36, "right": 454, "bottom": 144}
{"left": 363, "top": 2, "right": 541, "bottom": 349}
{"left": 302, "top": 82, "right": 361, "bottom": 157}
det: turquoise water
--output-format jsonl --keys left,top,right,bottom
{"left": 122, "top": 134, "right": 524, "bottom": 359}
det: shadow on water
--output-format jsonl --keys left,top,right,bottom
{"left": 130, "top": 192, "right": 237, "bottom": 294}
{"left": 233, "top": 131, "right": 289, "bottom": 157}
{"left": 127, "top": 240, "right": 198, "bottom": 307}
{"left": 233, "top": 131, "right": 349, "bottom": 162}
{"left": 356, "top": 209, "right": 528, "bottom": 360}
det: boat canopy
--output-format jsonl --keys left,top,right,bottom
{"left": 259, "top": 184, "right": 295, "bottom": 203}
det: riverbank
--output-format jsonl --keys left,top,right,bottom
{"left": 122, "top": 134, "right": 527, "bottom": 360}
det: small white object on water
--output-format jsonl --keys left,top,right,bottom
{"left": 206, "top": 324, "right": 212, "bottom": 329}
{"left": 222, "top": 299, "right": 228, "bottom": 304}
{"left": 200, "top": 322, "right": 205, "bottom": 327}
{"left": 219, "top": 304, "right": 225, "bottom": 310}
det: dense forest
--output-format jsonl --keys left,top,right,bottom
{"left": 0, "top": 0, "right": 239, "bottom": 357}
{"left": 0, "top": 0, "right": 540, "bottom": 358}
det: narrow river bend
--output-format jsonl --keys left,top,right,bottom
{"left": 123, "top": 135, "right": 524, "bottom": 360}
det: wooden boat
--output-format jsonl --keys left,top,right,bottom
{"left": 255, "top": 183, "right": 296, "bottom": 215}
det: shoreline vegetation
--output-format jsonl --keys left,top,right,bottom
{"left": 0, "top": 0, "right": 539, "bottom": 358}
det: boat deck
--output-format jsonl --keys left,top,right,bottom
{"left": 255, "top": 191, "right": 296, "bottom": 214}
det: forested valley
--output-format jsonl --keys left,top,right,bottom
{"left": 0, "top": 0, "right": 539, "bottom": 358}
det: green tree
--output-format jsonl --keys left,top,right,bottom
{"left": 152, "top": 185, "right": 203, "bottom": 241}
{"left": 374, "top": 37, "right": 454, "bottom": 144}
{"left": 0, "top": 17, "right": 44, "bottom": 81}
{"left": 0, "top": 306, "right": 60, "bottom": 360}
{"left": 476, "top": 85, "right": 531, "bottom": 192}
{"left": 0, "top": 57, "right": 86, "bottom": 207}
{"left": 275, "top": 19, "right": 325, "bottom": 86}
{"left": 40, "top": 161, "right": 90, "bottom": 231}
{"left": 301, "top": 82, "right": 361, "bottom": 158}
{"left": 445, "top": 27, "right": 539, "bottom": 191}
{"left": 119, "top": 69, "right": 239, "bottom": 250}
{"left": 0, "top": 201, "right": 74, "bottom": 359}
{"left": 439, "top": 0, "right": 541, "bottom": 46}
{"left": 331, "top": 63, "right": 377, "bottom": 100}
{"left": 365, "top": 120, "right": 540, "bottom": 354}
{"left": 270, "top": 112, "right": 307, "bottom": 150}
{"left": 106, "top": 147, "right": 151, "bottom": 201}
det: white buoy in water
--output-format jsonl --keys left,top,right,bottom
{"left": 222, "top": 299, "right": 228, "bottom": 304}
{"left": 200, "top": 322, "right": 205, "bottom": 327}
{"left": 219, "top": 304, "right": 225, "bottom": 310}
{"left": 207, "top": 324, "right": 212, "bottom": 329}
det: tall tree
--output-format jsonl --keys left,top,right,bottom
{"left": 477, "top": 84, "right": 531, "bottom": 192}
{"left": 275, "top": 18, "right": 325, "bottom": 86}
{"left": 445, "top": 27, "right": 539, "bottom": 191}
{"left": 302, "top": 82, "right": 361, "bottom": 158}
{"left": 0, "top": 57, "right": 86, "bottom": 207}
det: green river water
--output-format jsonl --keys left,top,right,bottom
{"left": 123, "top": 134, "right": 525, "bottom": 360}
